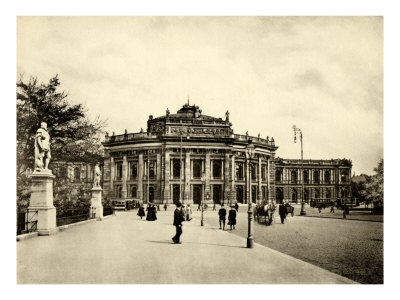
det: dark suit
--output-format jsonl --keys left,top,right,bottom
{"left": 218, "top": 207, "right": 227, "bottom": 230}
{"left": 279, "top": 204, "right": 286, "bottom": 224}
{"left": 173, "top": 207, "right": 184, "bottom": 243}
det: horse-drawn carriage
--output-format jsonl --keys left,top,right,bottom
{"left": 254, "top": 202, "right": 294, "bottom": 225}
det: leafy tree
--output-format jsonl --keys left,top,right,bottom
{"left": 361, "top": 159, "right": 384, "bottom": 209}
{"left": 17, "top": 75, "right": 106, "bottom": 209}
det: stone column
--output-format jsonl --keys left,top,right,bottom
{"left": 28, "top": 171, "right": 57, "bottom": 235}
{"left": 137, "top": 153, "right": 144, "bottom": 201}
{"left": 163, "top": 150, "right": 171, "bottom": 204}
{"left": 90, "top": 186, "right": 103, "bottom": 220}
{"left": 257, "top": 156, "right": 262, "bottom": 203}
{"left": 267, "top": 157, "right": 271, "bottom": 201}
{"left": 246, "top": 159, "right": 250, "bottom": 204}
{"left": 224, "top": 153, "right": 230, "bottom": 205}
{"left": 231, "top": 154, "right": 236, "bottom": 203}
{"left": 110, "top": 155, "right": 114, "bottom": 192}
{"left": 156, "top": 153, "right": 161, "bottom": 202}
{"left": 184, "top": 151, "right": 190, "bottom": 203}
{"left": 121, "top": 154, "right": 128, "bottom": 198}
{"left": 205, "top": 150, "right": 211, "bottom": 202}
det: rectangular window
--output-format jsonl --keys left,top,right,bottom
{"left": 115, "top": 162, "right": 123, "bottom": 180}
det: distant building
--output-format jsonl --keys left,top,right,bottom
{"left": 102, "top": 103, "right": 352, "bottom": 205}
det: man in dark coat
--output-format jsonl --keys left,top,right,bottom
{"left": 228, "top": 205, "right": 237, "bottom": 230}
{"left": 234, "top": 202, "right": 239, "bottom": 212}
{"left": 218, "top": 204, "right": 227, "bottom": 230}
{"left": 279, "top": 203, "right": 287, "bottom": 224}
{"left": 172, "top": 202, "right": 184, "bottom": 244}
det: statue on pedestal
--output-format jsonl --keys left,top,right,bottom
{"left": 225, "top": 110, "right": 230, "bottom": 121}
{"left": 93, "top": 163, "right": 101, "bottom": 188}
{"left": 34, "top": 122, "right": 51, "bottom": 171}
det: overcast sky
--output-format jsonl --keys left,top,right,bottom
{"left": 17, "top": 16, "right": 383, "bottom": 175}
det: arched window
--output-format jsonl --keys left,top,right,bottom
{"left": 313, "top": 170, "right": 320, "bottom": 184}
{"left": 291, "top": 170, "right": 297, "bottom": 184}
{"left": 340, "top": 169, "right": 348, "bottom": 183}
{"left": 324, "top": 170, "right": 330, "bottom": 184}
{"left": 149, "top": 161, "right": 156, "bottom": 178}
{"left": 304, "top": 189, "right": 309, "bottom": 201}
{"left": 131, "top": 186, "right": 137, "bottom": 198}
{"left": 74, "top": 167, "right": 80, "bottom": 182}
{"left": 130, "top": 163, "right": 137, "bottom": 178}
{"left": 325, "top": 188, "right": 331, "bottom": 199}
{"left": 303, "top": 170, "right": 309, "bottom": 184}
{"left": 314, "top": 189, "right": 320, "bottom": 200}
{"left": 193, "top": 160, "right": 202, "bottom": 178}
{"left": 275, "top": 170, "right": 282, "bottom": 183}
{"left": 291, "top": 188, "right": 297, "bottom": 203}
{"left": 173, "top": 160, "right": 181, "bottom": 178}
{"left": 251, "top": 165, "right": 257, "bottom": 180}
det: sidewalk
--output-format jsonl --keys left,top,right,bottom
{"left": 17, "top": 210, "right": 356, "bottom": 284}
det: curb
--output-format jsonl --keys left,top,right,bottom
{"left": 17, "top": 215, "right": 116, "bottom": 241}
{"left": 301, "top": 215, "right": 383, "bottom": 223}
{"left": 225, "top": 228, "right": 357, "bottom": 284}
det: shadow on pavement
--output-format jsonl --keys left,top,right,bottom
{"left": 146, "top": 240, "right": 245, "bottom": 249}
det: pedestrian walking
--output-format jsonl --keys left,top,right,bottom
{"left": 197, "top": 203, "right": 201, "bottom": 211}
{"left": 234, "top": 201, "right": 239, "bottom": 212}
{"left": 228, "top": 205, "right": 237, "bottom": 230}
{"left": 137, "top": 204, "right": 145, "bottom": 219}
{"left": 213, "top": 203, "right": 216, "bottom": 211}
{"left": 172, "top": 202, "right": 184, "bottom": 244}
{"left": 265, "top": 200, "right": 276, "bottom": 226}
{"left": 343, "top": 205, "right": 347, "bottom": 219}
{"left": 279, "top": 202, "right": 287, "bottom": 224}
{"left": 318, "top": 204, "right": 322, "bottom": 213}
{"left": 164, "top": 203, "right": 167, "bottom": 211}
{"left": 218, "top": 203, "right": 227, "bottom": 230}
{"left": 186, "top": 204, "right": 192, "bottom": 221}
{"left": 330, "top": 205, "right": 334, "bottom": 213}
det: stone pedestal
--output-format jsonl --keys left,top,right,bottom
{"left": 28, "top": 170, "right": 57, "bottom": 236}
{"left": 90, "top": 186, "right": 103, "bottom": 220}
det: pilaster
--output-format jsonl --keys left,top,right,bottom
{"left": 137, "top": 153, "right": 144, "bottom": 201}
{"left": 257, "top": 156, "right": 262, "bottom": 203}
{"left": 163, "top": 150, "right": 171, "bottom": 204}
{"left": 121, "top": 154, "right": 128, "bottom": 198}
{"left": 184, "top": 150, "right": 190, "bottom": 203}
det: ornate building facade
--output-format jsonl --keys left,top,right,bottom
{"left": 102, "top": 104, "right": 352, "bottom": 206}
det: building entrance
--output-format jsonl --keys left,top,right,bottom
{"left": 193, "top": 185, "right": 202, "bottom": 205}
{"left": 172, "top": 184, "right": 181, "bottom": 204}
{"left": 236, "top": 186, "right": 244, "bottom": 203}
{"left": 213, "top": 185, "right": 222, "bottom": 204}
{"left": 276, "top": 188, "right": 284, "bottom": 204}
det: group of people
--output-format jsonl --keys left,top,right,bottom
{"left": 137, "top": 203, "right": 158, "bottom": 221}
{"left": 218, "top": 204, "right": 237, "bottom": 231}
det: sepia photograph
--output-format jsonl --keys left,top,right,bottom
{"left": 12, "top": 5, "right": 391, "bottom": 293}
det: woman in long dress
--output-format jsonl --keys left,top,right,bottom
{"left": 137, "top": 204, "right": 145, "bottom": 219}
{"left": 228, "top": 206, "right": 237, "bottom": 230}
{"left": 186, "top": 204, "right": 192, "bottom": 221}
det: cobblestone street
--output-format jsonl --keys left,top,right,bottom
{"left": 204, "top": 204, "right": 383, "bottom": 284}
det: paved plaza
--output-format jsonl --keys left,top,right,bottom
{"left": 17, "top": 209, "right": 356, "bottom": 284}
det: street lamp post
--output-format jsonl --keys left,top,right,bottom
{"left": 246, "top": 140, "right": 255, "bottom": 248}
{"left": 180, "top": 130, "right": 183, "bottom": 204}
{"left": 293, "top": 125, "right": 306, "bottom": 216}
